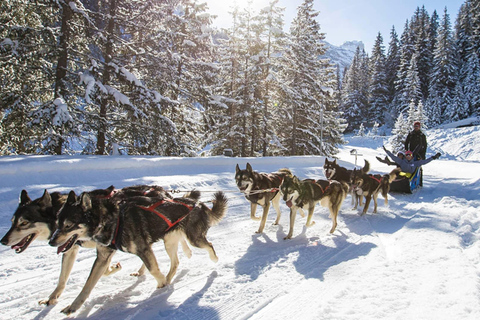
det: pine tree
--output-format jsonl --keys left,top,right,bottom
{"left": 412, "top": 6, "right": 433, "bottom": 100}
{"left": 340, "top": 46, "right": 367, "bottom": 132}
{"left": 277, "top": 0, "right": 344, "bottom": 155}
{"left": 385, "top": 26, "right": 400, "bottom": 106}
{"left": 256, "top": 0, "right": 286, "bottom": 156}
{"left": 416, "top": 100, "right": 429, "bottom": 129}
{"left": 390, "top": 112, "right": 409, "bottom": 152}
{"left": 404, "top": 52, "right": 423, "bottom": 106}
{"left": 394, "top": 19, "right": 415, "bottom": 113}
{"left": 0, "top": 0, "right": 85, "bottom": 154}
{"left": 428, "top": 7, "right": 457, "bottom": 125}
{"left": 368, "top": 32, "right": 389, "bottom": 125}
{"left": 356, "top": 123, "right": 366, "bottom": 137}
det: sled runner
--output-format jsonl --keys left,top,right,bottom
{"left": 389, "top": 167, "right": 421, "bottom": 194}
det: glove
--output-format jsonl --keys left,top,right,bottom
{"left": 432, "top": 152, "right": 441, "bottom": 160}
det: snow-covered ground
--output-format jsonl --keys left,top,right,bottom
{"left": 0, "top": 124, "right": 479, "bottom": 320}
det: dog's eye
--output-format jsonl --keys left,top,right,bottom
{"left": 64, "top": 223, "right": 74, "bottom": 230}
{"left": 19, "top": 221, "right": 29, "bottom": 227}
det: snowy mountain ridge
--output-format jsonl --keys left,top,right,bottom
{"left": 322, "top": 40, "right": 364, "bottom": 73}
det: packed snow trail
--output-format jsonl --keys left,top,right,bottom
{"left": 0, "top": 128, "right": 479, "bottom": 320}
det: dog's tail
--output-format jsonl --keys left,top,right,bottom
{"left": 277, "top": 168, "right": 293, "bottom": 177}
{"left": 362, "top": 159, "right": 370, "bottom": 173}
{"left": 183, "top": 190, "right": 201, "bottom": 202}
{"left": 388, "top": 168, "right": 401, "bottom": 183}
{"left": 208, "top": 191, "right": 228, "bottom": 225}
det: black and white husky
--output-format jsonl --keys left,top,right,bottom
{"left": 0, "top": 185, "right": 184, "bottom": 306}
{"left": 49, "top": 190, "right": 227, "bottom": 315}
{"left": 350, "top": 164, "right": 400, "bottom": 215}
{"left": 235, "top": 163, "right": 293, "bottom": 234}
{"left": 324, "top": 158, "right": 370, "bottom": 208}
{"left": 280, "top": 175, "right": 349, "bottom": 239}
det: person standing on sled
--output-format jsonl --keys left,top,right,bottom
{"left": 405, "top": 121, "right": 427, "bottom": 160}
{"left": 383, "top": 146, "right": 441, "bottom": 175}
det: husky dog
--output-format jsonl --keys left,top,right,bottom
{"left": 0, "top": 185, "right": 181, "bottom": 306}
{"left": 235, "top": 163, "right": 292, "bottom": 234}
{"left": 49, "top": 190, "right": 227, "bottom": 315}
{"left": 0, "top": 188, "right": 125, "bottom": 306}
{"left": 280, "top": 175, "right": 349, "bottom": 239}
{"left": 324, "top": 158, "right": 369, "bottom": 208}
{"left": 350, "top": 164, "right": 400, "bottom": 215}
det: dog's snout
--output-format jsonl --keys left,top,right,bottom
{"left": 1, "top": 235, "right": 9, "bottom": 245}
{"left": 48, "top": 230, "right": 60, "bottom": 246}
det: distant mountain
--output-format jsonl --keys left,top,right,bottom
{"left": 322, "top": 40, "right": 364, "bottom": 75}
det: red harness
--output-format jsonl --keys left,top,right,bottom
{"left": 109, "top": 198, "right": 194, "bottom": 250}
{"left": 136, "top": 199, "right": 194, "bottom": 231}
{"left": 369, "top": 175, "right": 382, "bottom": 184}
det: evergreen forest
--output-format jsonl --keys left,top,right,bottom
{"left": 1, "top": 0, "right": 478, "bottom": 156}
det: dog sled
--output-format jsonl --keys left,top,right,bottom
{"left": 389, "top": 167, "right": 422, "bottom": 194}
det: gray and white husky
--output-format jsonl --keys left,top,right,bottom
{"left": 280, "top": 175, "right": 349, "bottom": 239}
{"left": 49, "top": 190, "right": 227, "bottom": 315}
{"left": 0, "top": 185, "right": 185, "bottom": 306}
{"left": 235, "top": 163, "right": 293, "bottom": 233}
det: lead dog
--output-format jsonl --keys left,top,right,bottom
{"left": 49, "top": 190, "right": 227, "bottom": 315}
{"left": 280, "top": 175, "right": 349, "bottom": 239}
{"left": 0, "top": 185, "right": 187, "bottom": 306}
{"left": 235, "top": 163, "right": 292, "bottom": 234}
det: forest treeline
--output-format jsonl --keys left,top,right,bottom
{"left": 0, "top": 0, "right": 478, "bottom": 156}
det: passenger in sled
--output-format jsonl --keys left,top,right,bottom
{"left": 382, "top": 146, "right": 441, "bottom": 193}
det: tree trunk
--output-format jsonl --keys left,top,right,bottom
{"left": 53, "top": 1, "right": 73, "bottom": 155}
{"left": 96, "top": 0, "right": 116, "bottom": 155}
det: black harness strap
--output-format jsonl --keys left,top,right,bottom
{"left": 109, "top": 210, "right": 124, "bottom": 250}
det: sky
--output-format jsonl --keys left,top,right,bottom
{"left": 0, "top": 118, "right": 479, "bottom": 319}
{"left": 205, "top": 0, "right": 466, "bottom": 52}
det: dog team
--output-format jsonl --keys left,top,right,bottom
{"left": 1, "top": 159, "right": 396, "bottom": 315}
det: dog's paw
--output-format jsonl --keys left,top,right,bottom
{"left": 104, "top": 262, "right": 122, "bottom": 276}
{"left": 38, "top": 298, "right": 57, "bottom": 306}
{"left": 284, "top": 235, "right": 292, "bottom": 240}
{"left": 61, "top": 305, "right": 76, "bottom": 315}
{"left": 251, "top": 216, "right": 261, "bottom": 221}
{"left": 156, "top": 277, "right": 167, "bottom": 288}
{"left": 306, "top": 221, "right": 316, "bottom": 227}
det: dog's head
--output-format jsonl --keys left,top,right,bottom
{"left": 1, "top": 190, "right": 57, "bottom": 253}
{"left": 323, "top": 158, "right": 337, "bottom": 180}
{"left": 49, "top": 191, "right": 92, "bottom": 254}
{"left": 350, "top": 168, "right": 364, "bottom": 189}
{"left": 280, "top": 175, "right": 301, "bottom": 208}
{"left": 235, "top": 163, "right": 255, "bottom": 193}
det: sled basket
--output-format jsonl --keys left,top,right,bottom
{"left": 389, "top": 167, "right": 422, "bottom": 194}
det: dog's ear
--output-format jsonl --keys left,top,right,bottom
{"left": 333, "top": 159, "right": 337, "bottom": 165}
{"left": 246, "top": 163, "right": 253, "bottom": 172}
{"left": 106, "top": 185, "right": 115, "bottom": 193}
{"left": 236, "top": 164, "right": 240, "bottom": 174}
{"left": 19, "top": 190, "right": 32, "bottom": 205}
{"left": 67, "top": 190, "right": 77, "bottom": 205}
{"left": 80, "top": 193, "right": 92, "bottom": 212}
{"left": 324, "top": 158, "right": 328, "bottom": 164}
{"left": 293, "top": 176, "right": 300, "bottom": 184}
{"left": 38, "top": 189, "right": 52, "bottom": 208}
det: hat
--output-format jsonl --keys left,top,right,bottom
{"left": 414, "top": 121, "right": 421, "bottom": 127}
{"left": 405, "top": 150, "right": 413, "bottom": 156}
{"left": 397, "top": 151, "right": 405, "bottom": 157}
